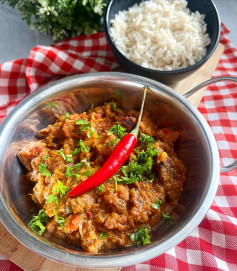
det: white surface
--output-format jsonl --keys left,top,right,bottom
{"left": 0, "top": 0, "right": 236, "bottom": 64}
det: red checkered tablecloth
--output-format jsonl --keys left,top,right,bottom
{"left": 0, "top": 24, "right": 236, "bottom": 271}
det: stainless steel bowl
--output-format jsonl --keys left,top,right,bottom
{"left": 0, "top": 72, "right": 236, "bottom": 268}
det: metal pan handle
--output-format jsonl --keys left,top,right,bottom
{"left": 184, "top": 76, "right": 237, "bottom": 173}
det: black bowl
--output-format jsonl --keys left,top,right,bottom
{"left": 104, "top": 0, "right": 221, "bottom": 84}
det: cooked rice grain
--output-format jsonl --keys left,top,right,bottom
{"left": 110, "top": 0, "right": 211, "bottom": 71}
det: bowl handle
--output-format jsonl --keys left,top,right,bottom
{"left": 183, "top": 76, "right": 237, "bottom": 173}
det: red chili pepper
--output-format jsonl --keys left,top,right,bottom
{"left": 68, "top": 86, "right": 148, "bottom": 197}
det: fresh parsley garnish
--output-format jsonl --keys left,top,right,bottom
{"left": 65, "top": 160, "right": 88, "bottom": 178}
{"left": 28, "top": 209, "right": 49, "bottom": 236}
{"left": 75, "top": 118, "right": 91, "bottom": 131}
{"left": 111, "top": 100, "right": 118, "bottom": 111}
{"left": 162, "top": 212, "right": 173, "bottom": 221}
{"left": 59, "top": 149, "right": 74, "bottom": 163}
{"left": 109, "top": 124, "right": 126, "bottom": 139}
{"left": 139, "top": 133, "right": 155, "bottom": 146}
{"left": 105, "top": 138, "right": 119, "bottom": 146}
{"left": 44, "top": 154, "right": 49, "bottom": 161}
{"left": 45, "top": 194, "right": 59, "bottom": 206}
{"left": 65, "top": 112, "right": 69, "bottom": 119}
{"left": 152, "top": 199, "right": 162, "bottom": 209}
{"left": 53, "top": 180, "right": 69, "bottom": 198}
{"left": 77, "top": 140, "right": 90, "bottom": 152}
{"left": 97, "top": 184, "right": 105, "bottom": 192}
{"left": 59, "top": 148, "right": 66, "bottom": 160}
{"left": 114, "top": 144, "right": 158, "bottom": 185}
{"left": 130, "top": 226, "right": 151, "bottom": 246}
{"left": 57, "top": 217, "right": 66, "bottom": 228}
{"left": 39, "top": 162, "right": 51, "bottom": 177}
{"left": 99, "top": 231, "right": 109, "bottom": 239}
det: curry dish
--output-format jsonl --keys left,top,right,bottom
{"left": 18, "top": 102, "right": 186, "bottom": 253}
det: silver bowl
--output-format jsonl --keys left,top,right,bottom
{"left": 0, "top": 72, "right": 235, "bottom": 268}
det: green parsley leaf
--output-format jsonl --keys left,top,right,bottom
{"left": 115, "top": 89, "right": 125, "bottom": 98}
{"left": 57, "top": 217, "right": 66, "bottom": 228}
{"left": 45, "top": 194, "right": 59, "bottom": 206}
{"left": 162, "top": 212, "right": 173, "bottom": 221}
{"left": 105, "top": 138, "right": 119, "bottom": 146}
{"left": 44, "top": 154, "right": 49, "bottom": 161}
{"left": 130, "top": 226, "right": 151, "bottom": 246}
{"left": 81, "top": 169, "right": 93, "bottom": 177}
{"left": 65, "top": 112, "right": 69, "bottom": 119}
{"left": 77, "top": 140, "right": 90, "bottom": 152}
{"left": 152, "top": 199, "right": 162, "bottom": 209}
{"left": 66, "top": 154, "right": 74, "bottom": 163}
{"left": 109, "top": 124, "right": 126, "bottom": 139}
{"left": 111, "top": 100, "right": 118, "bottom": 111}
{"left": 97, "top": 184, "right": 105, "bottom": 192}
{"left": 65, "top": 161, "right": 84, "bottom": 178}
{"left": 28, "top": 209, "right": 49, "bottom": 236}
{"left": 75, "top": 119, "right": 91, "bottom": 132}
{"left": 53, "top": 180, "right": 69, "bottom": 198}
{"left": 70, "top": 148, "right": 81, "bottom": 155}
{"left": 139, "top": 133, "right": 155, "bottom": 146}
{"left": 87, "top": 127, "right": 95, "bottom": 138}
{"left": 59, "top": 148, "right": 66, "bottom": 160}
{"left": 39, "top": 162, "right": 51, "bottom": 177}
{"left": 98, "top": 231, "right": 109, "bottom": 239}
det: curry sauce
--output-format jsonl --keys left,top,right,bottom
{"left": 18, "top": 102, "right": 186, "bottom": 253}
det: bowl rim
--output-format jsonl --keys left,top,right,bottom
{"left": 0, "top": 72, "right": 220, "bottom": 267}
{"left": 104, "top": 0, "right": 221, "bottom": 75}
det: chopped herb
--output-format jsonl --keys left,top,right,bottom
{"left": 59, "top": 148, "right": 66, "bottom": 160}
{"left": 97, "top": 184, "right": 105, "bottom": 192}
{"left": 75, "top": 119, "right": 91, "bottom": 131}
{"left": 66, "top": 154, "right": 74, "bottom": 163}
{"left": 105, "top": 138, "right": 119, "bottom": 146}
{"left": 87, "top": 127, "right": 95, "bottom": 138}
{"left": 81, "top": 158, "right": 90, "bottom": 168}
{"left": 130, "top": 226, "right": 151, "bottom": 246}
{"left": 115, "top": 89, "right": 125, "bottom": 98}
{"left": 65, "top": 112, "right": 69, "bottom": 119}
{"left": 57, "top": 217, "right": 66, "bottom": 228}
{"left": 109, "top": 124, "right": 126, "bottom": 139}
{"left": 44, "top": 154, "right": 49, "bottom": 161}
{"left": 28, "top": 209, "right": 49, "bottom": 236}
{"left": 152, "top": 199, "right": 162, "bottom": 210}
{"left": 75, "top": 119, "right": 89, "bottom": 125}
{"left": 53, "top": 180, "right": 69, "bottom": 198}
{"left": 39, "top": 162, "right": 51, "bottom": 177}
{"left": 139, "top": 133, "right": 155, "bottom": 146}
{"left": 111, "top": 100, "right": 118, "bottom": 111}
{"left": 65, "top": 161, "right": 84, "bottom": 178}
{"left": 81, "top": 169, "right": 93, "bottom": 177}
{"left": 70, "top": 148, "right": 81, "bottom": 155}
{"left": 45, "top": 194, "right": 59, "bottom": 206}
{"left": 162, "top": 212, "right": 172, "bottom": 221}
{"left": 91, "top": 103, "right": 94, "bottom": 109}
{"left": 99, "top": 231, "right": 109, "bottom": 239}
{"left": 77, "top": 140, "right": 90, "bottom": 152}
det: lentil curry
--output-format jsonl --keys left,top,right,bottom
{"left": 18, "top": 102, "right": 186, "bottom": 253}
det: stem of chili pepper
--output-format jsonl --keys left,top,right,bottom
{"left": 68, "top": 86, "right": 148, "bottom": 197}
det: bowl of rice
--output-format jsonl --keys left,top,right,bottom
{"left": 104, "top": 0, "right": 220, "bottom": 84}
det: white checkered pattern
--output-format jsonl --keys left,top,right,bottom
{"left": 0, "top": 25, "right": 236, "bottom": 271}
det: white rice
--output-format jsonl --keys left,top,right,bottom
{"left": 110, "top": 0, "right": 211, "bottom": 71}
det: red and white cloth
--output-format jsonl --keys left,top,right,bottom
{"left": 0, "top": 24, "right": 236, "bottom": 271}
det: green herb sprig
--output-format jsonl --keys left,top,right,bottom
{"left": 0, "top": 0, "right": 108, "bottom": 40}
{"left": 130, "top": 226, "right": 151, "bottom": 246}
